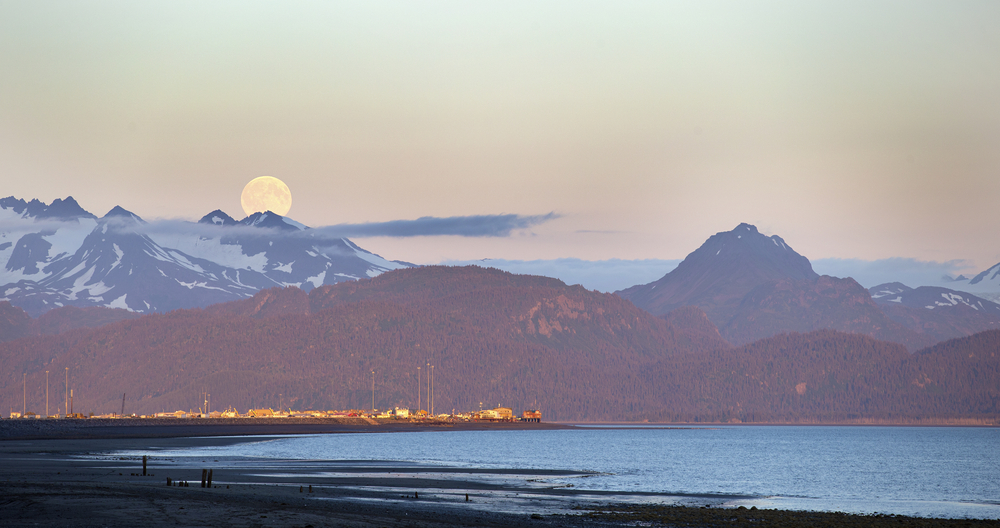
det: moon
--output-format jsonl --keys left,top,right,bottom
{"left": 241, "top": 176, "right": 292, "bottom": 217}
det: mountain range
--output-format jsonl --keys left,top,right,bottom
{"left": 4, "top": 198, "right": 999, "bottom": 352}
{"left": 2, "top": 197, "right": 999, "bottom": 421}
{"left": 618, "top": 223, "right": 1000, "bottom": 350}
{"left": 0, "top": 266, "right": 995, "bottom": 422}
{"left": 0, "top": 196, "right": 407, "bottom": 316}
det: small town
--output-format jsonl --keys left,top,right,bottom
{"left": 8, "top": 406, "right": 542, "bottom": 423}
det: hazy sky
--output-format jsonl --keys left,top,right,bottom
{"left": 2, "top": 1, "right": 998, "bottom": 271}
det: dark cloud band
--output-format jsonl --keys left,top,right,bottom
{"left": 314, "top": 213, "right": 559, "bottom": 238}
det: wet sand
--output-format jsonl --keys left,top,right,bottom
{"left": 1, "top": 422, "right": 996, "bottom": 527}
{"left": 0, "top": 434, "right": 684, "bottom": 527}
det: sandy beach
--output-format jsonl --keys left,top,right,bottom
{"left": 0, "top": 431, "right": 665, "bottom": 528}
{"left": 2, "top": 421, "right": 997, "bottom": 527}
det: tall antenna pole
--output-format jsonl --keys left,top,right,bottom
{"left": 45, "top": 371, "right": 49, "bottom": 418}
{"left": 65, "top": 368, "right": 69, "bottom": 417}
{"left": 431, "top": 364, "right": 435, "bottom": 416}
{"left": 426, "top": 361, "right": 430, "bottom": 414}
{"left": 371, "top": 370, "right": 375, "bottom": 412}
{"left": 417, "top": 366, "right": 421, "bottom": 411}
{"left": 22, "top": 373, "right": 26, "bottom": 417}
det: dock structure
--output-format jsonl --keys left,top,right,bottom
{"left": 522, "top": 410, "right": 542, "bottom": 423}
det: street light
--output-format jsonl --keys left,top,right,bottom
{"left": 45, "top": 370, "right": 49, "bottom": 418}
{"left": 371, "top": 370, "right": 375, "bottom": 412}
{"left": 65, "top": 368, "right": 69, "bottom": 417}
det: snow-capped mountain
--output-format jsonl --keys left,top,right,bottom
{"left": 869, "top": 282, "right": 1000, "bottom": 315}
{"left": 868, "top": 282, "right": 1000, "bottom": 342}
{"left": 1, "top": 196, "right": 409, "bottom": 316}
{"left": 0, "top": 197, "right": 99, "bottom": 288}
{"left": 956, "top": 263, "right": 1000, "bottom": 303}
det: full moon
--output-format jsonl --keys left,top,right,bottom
{"left": 241, "top": 176, "right": 292, "bottom": 217}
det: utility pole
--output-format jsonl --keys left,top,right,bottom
{"left": 371, "top": 370, "right": 375, "bottom": 412}
{"left": 431, "top": 365, "right": 435, "bottom": 416}
{"left": 65, "top": 368, "right": 68, "bottom": 417}
{"left": 22, "top": 373, "right": 26, "bottom": 417}
{"left": 417, "top": 366, "right": 421, "bottom": 411}
{"left": 426, "top": 361, "right": 430, "bottom": 414}
{"left": 45, "top": 370, "right": 49, "bottom": 418}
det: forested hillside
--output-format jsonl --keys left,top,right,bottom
{"left": 0, "top": 302, "right": 139, "bottom": 344}
{"left": 0, "top": 267, "right": 723, "bottom": 419}
{"left": 1, "top": 267, "right": 996, "bottom": 422}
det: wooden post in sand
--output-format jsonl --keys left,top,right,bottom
{"left": 207, "top": 469, "right": 213, "bottom": 488}
{"left": 142, "top": 455, "right": 147, "bottom": 476}
{"left": 201, "top": 469, "right": 207, "bottom": 488}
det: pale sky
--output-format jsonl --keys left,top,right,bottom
{"left": 2, "top": 1, "right": 999, "bottom": 272}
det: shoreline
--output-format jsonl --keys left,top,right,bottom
{"left": 0, "top": 417, "right": 570, "bottom": 441}
{"left": 1, "top": 436, "right": 996, "bottom": 527}
{"left": 3, "top": 418, "right": 996, "bottom": 443}
{"left": 563, "top": 421, "right": 1000, "bottom": 428}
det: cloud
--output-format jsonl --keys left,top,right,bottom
{"left": 812, "top": 258, "right": 980, "bottom": 289}
{"left": 92, "top": 212, "right": 559, "bottom": 240}
{"left": 314, "top": 213, "right": 559, "bottom": 238}
{"left": 2, "top": 211, "right": 559, "bottom": 247}
{"left": 440, "top": 258, "right": 680, "bottom": 293}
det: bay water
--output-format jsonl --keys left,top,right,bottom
{"left": 118, "top": 425, "right": 1000, "bottom": 519}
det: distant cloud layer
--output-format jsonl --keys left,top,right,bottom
{"left": 811, "top": 258, "right": 979, "bottom": 289}
{"left": 440, "top": 258, "right": 680, "bottom": 293}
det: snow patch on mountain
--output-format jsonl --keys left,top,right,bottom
{"left": 345, "top": 239, "right": 407, "bottom": 272}
{"left": 146, "top": 231, "right": 270, "bottom": 273}
{"left": 106, "top": 294, "right": 128, "bottom": 309}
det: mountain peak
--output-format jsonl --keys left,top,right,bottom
{"left": 680, "top": 223, "right": 815, "bottom": 278}
{"left": 1, "top": 196, "right": 50, "bottom": 218}
{"left": 36, "top": 196, "right": 97, "bottom": 221}
{"left": 240, "top": 211, "right": 304, "bottom": 231}
{"left": 969, "top": 262, "right": 1000, "bottom": 286}
{"left": 101, "top": 206, "right": 144, "bottom": 224}
{"left": 618, "top": 223, "right": 817, "bottom": 321}
{"left": 198, "top": 210, "right": 238, "bottom": 226}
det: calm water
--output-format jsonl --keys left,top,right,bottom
{"left": 119, "top": 426, "right": 1000, "bottom": 519}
